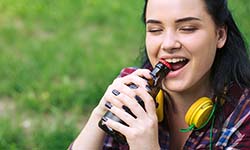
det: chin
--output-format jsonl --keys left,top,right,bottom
{"left": 163, "top": 83, "right": 188, "bottom": 93}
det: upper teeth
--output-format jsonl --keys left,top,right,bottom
{"left": 165, "top": 58, "right": 186, "bottom": 63}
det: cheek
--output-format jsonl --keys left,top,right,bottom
{"left": 146, "top": 36, "right": 160, "bottom": 51}
{"left": 146, "top": 35, "right": 161, "bottom": 62}
{"left": 185, "top": 33, "right": 217, "bottom": 70}
{"left": 199, "top": 50, "right": 216, "bottom": 75}
{"left": 194, "top": 52, "right": 216, "bottom": 76}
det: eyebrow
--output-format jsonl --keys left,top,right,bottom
{"left": 146, "top": 19, "right": 162, "bottom": 24}
{"left": 175, "top": 17, "right": 201, "bottom": 23}
{"left": 146, "top": 17, "right": 201, "bottom": 24}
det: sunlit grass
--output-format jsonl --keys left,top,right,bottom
{"left": 0, "top": 0, "right": 249, "bottom": 149}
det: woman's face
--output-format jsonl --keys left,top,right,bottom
{"left": 145, "top": 0, "right": 226, "bottom": 94}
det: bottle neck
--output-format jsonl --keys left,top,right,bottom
{"left": 148, "top": 62, "right": 171, "bottom": 98}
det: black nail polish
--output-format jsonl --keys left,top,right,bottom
{"left": 146, "top": 84, "right": 152, "bottom": 92}
{"left": 122, "top": 105, "right": 129, "bottom": 112}
{"left": 105, "top": 102, "right": 112, "bottom": 109}
{"left": 128, "top": 83, "right": 138, "bottom": 89}
{"left": 122, "top": 105, "right": 137, "bottom": 118}
{"left": 112, "top": 89, "right": 120, "bottom": 96}
{"left": 98, "top": 60, "right": 171, "bottom": 144}
{"left": 102, "top": 117, "right": 108, "bottom": 122}
{"left": 135, "top": 95, "right": 145, "bottom": 110}
{"left": 135, "top": 95, "right": 142, "bottom": 103}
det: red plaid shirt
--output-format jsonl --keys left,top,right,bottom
{"left": 102, "top": 67, "right": 250, "bottom": 150}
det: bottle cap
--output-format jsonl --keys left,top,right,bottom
{"left": 159, "top": 59, "right": 172, "bottom": 70}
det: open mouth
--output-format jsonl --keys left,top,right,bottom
{"left": 165, "top": 58, "right": 189, "bottom": 71}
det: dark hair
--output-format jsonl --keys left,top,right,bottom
{"left": 140, "top": 0, "right": 250, "bottom": 97}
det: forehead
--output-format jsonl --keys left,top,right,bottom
{"left": 146, "top": 0, "right": 208, "bottom": 21}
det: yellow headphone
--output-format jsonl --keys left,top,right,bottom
{"left": 155, "top": 90, "right": 216, "bottom": 131}
{"left": 155, "top": 89, "right": 164, "bottom": 122}
{"left": 156, "top": 90, "right": 217, "bottom": 150}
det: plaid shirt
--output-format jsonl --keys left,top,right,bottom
{"left": 102, "top": 67, "right": 250, "bottom": 150}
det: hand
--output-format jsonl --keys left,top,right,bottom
{"left": 101, "top": 69, "right": 161, "bottom": 150}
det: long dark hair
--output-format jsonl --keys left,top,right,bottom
{"left": 140, "top": 0, "right": 250, "bottom": 97}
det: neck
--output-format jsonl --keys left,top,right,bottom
{"left": 166, "top": 76, "right": 212, "bottom": 114}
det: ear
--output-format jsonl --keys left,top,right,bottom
{"left": 216, "top": 25, "right": 227, "bottom": 48}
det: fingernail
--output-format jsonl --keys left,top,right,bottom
{"left": 112, "top": 89, "right": 120, "bottom": 96}
{"left": 102, "top": 117, "right": 108, "bottom": 122}
{"left": 145, "top": 85, "right": 152, "bottom": 92}
{"left": 122, "top": 105, "right": 137, "bottom": 118}
{"left": 128, "top": 83, "right": 138, "bottom": 89}
{"left": 135, "top": 95, "right": 145, "bottom": 109}
{"left": 105, "top": 102, "right": 112, "bottom": 109}
{"left": 122, "top": 105, "right": 129, "bottom": 112}
{"left": 142, "top": 77, "right": 148, "bottom": 81}
{"left": 135, "top": 95, "right": 143, "bottom": 103}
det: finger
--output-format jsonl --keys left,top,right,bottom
{"left": 122, "top": 75, "right": 148, "bottom": 88}
{"left": 108, "top": 89, "right": 144, "bottom": 119}
{"left": 103, "top": 117, "right": 130, "bottom": 137}
{"left": 111, "top": 86, "right": 147, "bottom": 118}
{"left": 111, "top": 80, "right": 154, "bottom": 119}
{"left": 131, "top": 69, "right": 152, "bottom": 80}
{"left": 102, "top": 86, "right": 124, "bottom": 109}
{"left": 118, "top": 69, "right": 151, "bottom": 86}
{"left": 110, "top": 77, "right": 141, "bottom": 101}
{"left": 105, "top": 105, "right": 136, "bottom": 127}
{"left": 121, "top": 95, "right": 146, "bottom": 119}
{"left": 114, "top": 84, "right": 156, "bottom": 121}
{"left": 134, "top": 87, "right": 157, "bottom": 118}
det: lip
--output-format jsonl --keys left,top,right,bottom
{"left": 160, "top": 56, "right": 189, "bottom": 78}
{"left": 167, "top": 63, "right": 187, "bottom": 78}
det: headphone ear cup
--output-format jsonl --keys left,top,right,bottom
{"left": 156, "top": 90, "right": 164, "bottom": 122}
{"left": 185, "top": 97, "right": 213, "bottom": 128}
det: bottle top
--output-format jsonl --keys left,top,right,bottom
{"left": 159, "top": 59, "right": 172, "bottom": 70}
{"left": 149, "top": 59, "right": 171, "bottom": 87}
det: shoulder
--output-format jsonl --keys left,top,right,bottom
{"left": 216, "top": 86, "right": 250, "bottom": 148}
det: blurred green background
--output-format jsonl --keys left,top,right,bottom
{"left": 0, "top": 0, "right": 249, "bottom": 149}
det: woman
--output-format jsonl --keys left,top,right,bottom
{"left": 70, "top": 0, "right": 250, "bottom": 149}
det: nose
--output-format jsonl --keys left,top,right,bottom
{"left": 161, "top": 30, "right": 181, "bottom": 52}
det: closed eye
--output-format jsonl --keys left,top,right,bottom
{"left": 148, "top": 29, "right": 163, "bottom": 33}
{"left": 179, "top": 26, "right": 198, "bottom": 33}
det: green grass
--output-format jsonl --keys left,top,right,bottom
{"left": 0, "top": 0, "right": 249, "bottom": 149}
